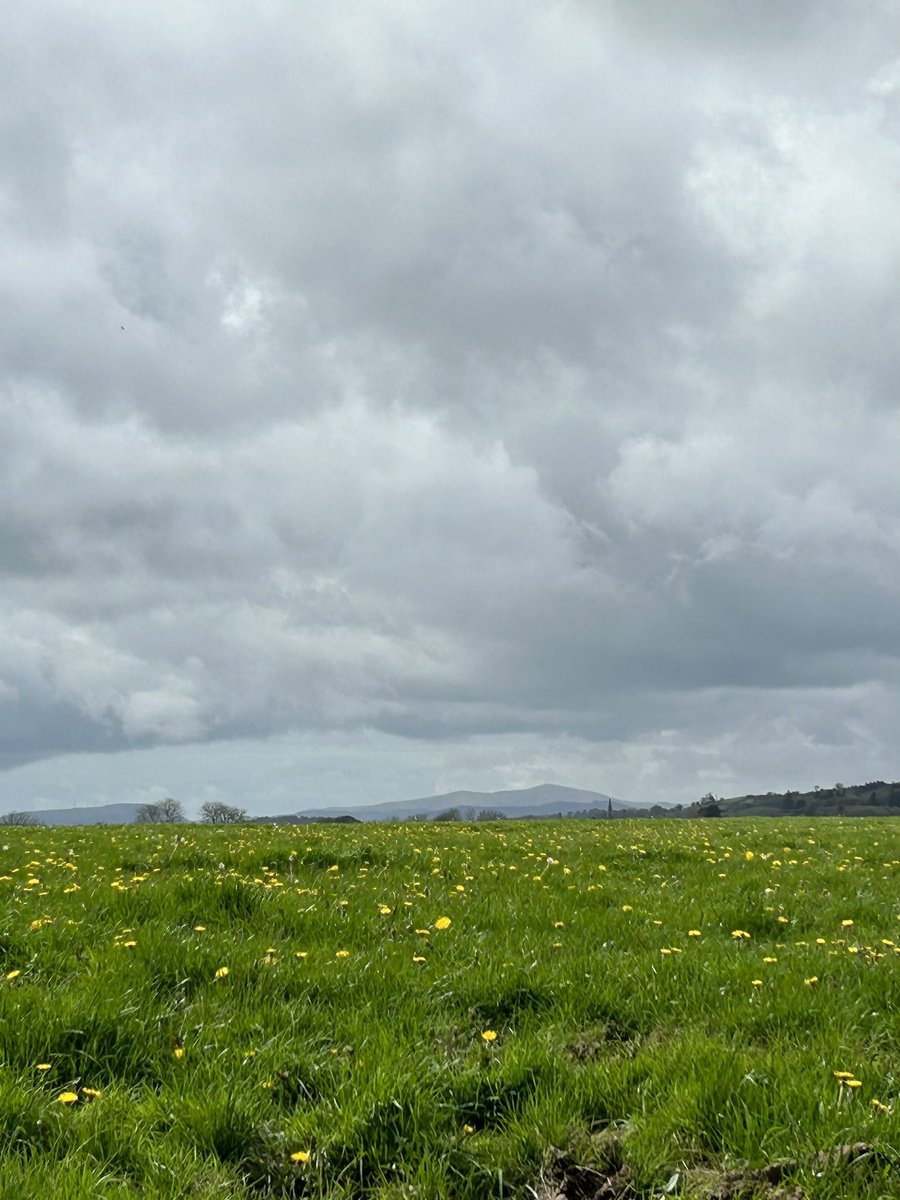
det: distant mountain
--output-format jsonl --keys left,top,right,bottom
{"left": 287, "top": 783, "right": 645, "bottom": 823}
{"left": 13, "top": 803, "right": 145, "bottom": 826}
{"left": 14, "top": 784, "right": 645, "bottom": 828}
{"left": 16, "top": 778, "right": 900, "bottom": 827}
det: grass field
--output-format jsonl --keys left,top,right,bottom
{"left": 0, "top": 817, "right": 897, "bottom": 1198}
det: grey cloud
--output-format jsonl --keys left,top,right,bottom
{"left": 2, "top": 1, "right": 900, "bottom": 808}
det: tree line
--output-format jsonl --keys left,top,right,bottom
{"left": 133, "top": 799, "right": 247, "bottom": 824}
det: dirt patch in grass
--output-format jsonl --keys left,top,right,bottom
{"left": 534, "top": 1140, "right": 895, "bottom": 1200}
{"left": 565, "top": 1019, "right": 642, "bottom": 1062}
{"left": 694, "top": 1143, "right": 894, "bottom": 1199}
{"left": 533, "top": 1148, "right": 635, "bottom": 1200}
{"left": 532, "top": 1132, "right": 636, "bottom": 1200}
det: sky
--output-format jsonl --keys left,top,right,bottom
{"left": 2, "top": 1, "right": 900, "bottom": 817}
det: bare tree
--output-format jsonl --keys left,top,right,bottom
{"left": 157, "top": 797, "right": 186, "bottom": 822}
{"left": 135, "top": 797, "right": 186, "bottom": 824}
{"left": 0, "top": 811, "right": 40, "bottom": 826}
{"left": 200, "top": 801, "right": 247, "bottom": 824}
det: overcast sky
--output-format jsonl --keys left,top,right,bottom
{"left": 3, "top": 1, "right": 900, "bottom": 816}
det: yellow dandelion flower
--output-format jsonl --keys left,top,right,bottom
{"left": 5, "top": 970, "right": 21, "bottom": 980}
{"left": 295, "top": 951, "right": 308, "bottom": 958}
{"left": 731, "top": 930, "right": 751, "bottom": 939}
{"left": 336, "top": 950, "right": 350, "bottom": 957}
{"left": 622, "top": 905, "right": 633, "bottom": 912}
{"left": 841, "top": 919, "right": 854, "bottom": 927}
{"left": 844, "top": 1079, "right": 862, "bottom": 1088}
{"left": 833, "top": 1071, "right": 855, "bottom": 1079}
{"left": 751, "top": 979, "right": 763, "bottom": 986}
{"left": 36, "top": 1063, "right": 51, "bottom": 1071}
{"left": 290, "top": 1150, "right": 310, "bottom": 1163}
{"left": 214, "top": 966, "right": 229, "bottom": 979}
{"left": 804, "top": 976, "right": 818, "bottom": 986}
{"left": 377, "top": 904, "right": 392, "bottom": 915}
{"left": 463, "top": 1124, "right": 475, "bottom": 1134}
{"left": 173, "top": 1047, "right": 185, "bottom": 1059}
{"left": 481, "top": 1029, "right": 498, "bottom": 1042}
{"left": 81, "top": 1087, "right": 102, "bottom": 1098}
{"left": 434, "top": 916, "right": 451, "bottom": 930}
{"left": 871, "top": 1099, "right": 892, "bottom": 1113}
{"left": 687, "top": 929, "right": 702, "bottom": 937}
{"left": 57, "top": 1092, "right": 79, "bottom": 1104}
{"left": 412, "top": 955, "right": 426, "bottom": 963}
{"left": 193, "top": 925, "right": 206, "bottom": 931}
{"left": 744, "top": 851, "right": 754, "bottom": 861}
{"left": 762, "top": 956, "right": 777, "bottom": 963}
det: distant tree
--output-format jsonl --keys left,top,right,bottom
{"left": 698, "top": 793, "right": 722, "bottom": 818}
{"left": 200, "top": 801, "right": 247, "bottom": 824}
{"left": 432, "top": 808, "right": 461, "bottom": 822}
{"left": 156, "top": 797, "right": 185, "bottom": 823}
{"left": 475, "top": 809, "right": 506, "bottom": 821}
{"left": 135, "top": 797, "right": 185, "bottom": 824}
{"left": 0, "top": 811, "right": 39, "bottom": 826}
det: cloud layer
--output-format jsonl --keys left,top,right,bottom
{"left": 3, "top": 1, "right": 900, "bottom": 809}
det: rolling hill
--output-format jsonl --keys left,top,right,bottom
{"left": 282, "top": 783, "right": 641, "bottom": 823}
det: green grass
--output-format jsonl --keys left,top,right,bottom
{"left": 0, "top": 818, "right": 897, "bottom": 1197}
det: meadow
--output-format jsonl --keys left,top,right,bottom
{"left": 0, "top": 817, "right": 897, "bottom": 1199}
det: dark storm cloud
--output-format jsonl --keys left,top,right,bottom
{"left": 2, "top": 1, "right": 900, "bottom": 807}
